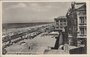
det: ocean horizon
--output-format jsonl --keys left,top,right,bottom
{"left": 2, "top": 22, "right": 53, "bottom": 30}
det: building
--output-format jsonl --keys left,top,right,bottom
{"left": 54, "top": 16, "right": 67, "bottom": 32}
{"left": 66, "top": 2, "right": 87, "bottom": 48}
{"left": 54, "top": 16, "right": 68, "bottom": 49}
{"left": 75, "top": 3, "right": 87, "bottom": 47}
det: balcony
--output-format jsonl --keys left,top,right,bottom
{"left": 77, "top": 34, "right": 86, "bottom": 39}
{"left": 79, "top": 23, "right": 86, "bottom": 25}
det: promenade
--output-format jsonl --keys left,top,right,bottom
{"left": 6, "top": 32, "right": 57, "bottom": 54}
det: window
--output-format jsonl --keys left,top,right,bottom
{"left": 80, "top": 28, "right": 84, "bottom": 35}
{"left": 60, "top": 20, "right": 63, "bottom": 22}
{"left": 60, "top": 23, "right": 62, "bottom": 25}
{"left": 56, "top": 26, "right": 59, "bottom": 28}
{"left": 79, "top": 16, "right": 86, "bottom": 24}
{"left": 80, "top": 17, "right": 84, "bottom": 24}
{"left": 56, "top": 22, "right": 59, "bottom": 25}
{"left": 80, "top": 27, "right": 86, "bottom": 35}
{"left": 64, "top": 23, "right": 66, "bottom": 25}
{"left": 64, "top": 20, "right": 66, "bottom": 22}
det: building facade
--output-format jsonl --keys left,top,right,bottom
{"left": 54, "top": 16, "right": 67, "bottom": 32}
{"left": 66, "top": 2, "right": 87, "bottom": 47}
{"left": 76, "top": 3, "right": 87, "bottom": 47}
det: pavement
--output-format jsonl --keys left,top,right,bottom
{"left": 5, "top": 32, "right": 72, "bottom": 54}
{"left": 5, "top": 33, "right": 57, "bottom": 54}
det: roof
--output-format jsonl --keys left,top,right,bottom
{"left": 72, "top": 2, "right": 86, "bottom": 10}
{"left": 76, "top": 4, "right": 86, "bottom": 11}
{"left": 57, "top": 16, "right": 66, "bottom": 18}
{"left": 54, "top": 16, "right": 67, "bottom": 20}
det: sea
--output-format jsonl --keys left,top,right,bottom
{"left": 2, "top": 22, "right": 53, "bottom": 30}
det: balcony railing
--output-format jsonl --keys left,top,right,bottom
{"left": 77, "top": 34, "right": 87, "bottom": 38}
{"left": 79, "top": 23, "right": 86, "bottom": 25}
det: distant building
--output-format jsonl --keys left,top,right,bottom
{"left": 54, "top": 16, "right": 67, "bottom": 32}
{"left": 54, "top": 16, "right": 68, "bottom": 49}
{"left": 66, "top": 2, "right": 87, "bottom": 47}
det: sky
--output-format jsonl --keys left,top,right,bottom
{"left": 2, "top": 2, "right": 71, "bottom": 23}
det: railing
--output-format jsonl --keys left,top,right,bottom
{"left": 79, "top": 23, "right": 86, "bottom": 25}
{"left": 77, "top": 34, "right": 87, "bottom": 38}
